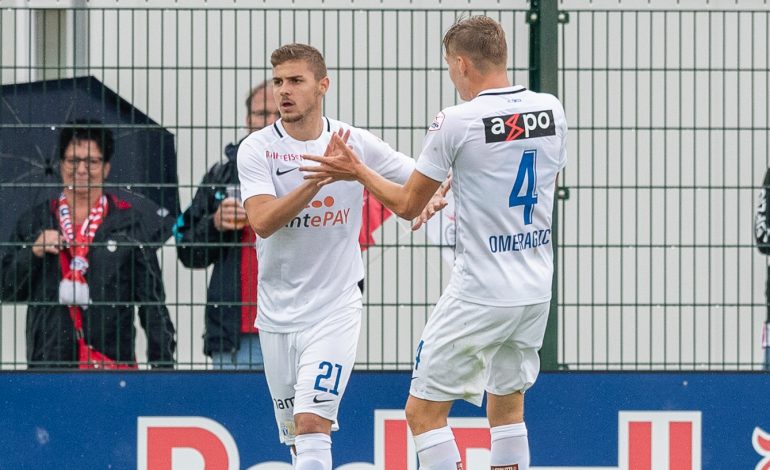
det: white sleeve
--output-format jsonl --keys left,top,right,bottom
{"left": 355, "top": 129, "right": 415, "bottom": 184}
{"left": 556, "top": 101, "right": 568, "bottom": 172}
{"left": 237, "top": 137, "right": 276, "bottom": 202}
{"left": 415, "top": 110, "right": 456, "bottom": 183}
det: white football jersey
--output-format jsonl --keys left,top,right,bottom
{"left": 238, "top": 117, "right": 415, "bottom": 332}
{"left": 416, "top": 85, "right": 567, "bottom": 306}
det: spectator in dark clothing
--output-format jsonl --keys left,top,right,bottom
{"left": 174, "top": 81, "right": 280, "bottom": 369}
{"left": 0, "top": 120, "right": 176, "bottom": 368}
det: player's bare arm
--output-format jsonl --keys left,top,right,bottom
{"left": 302, "top": 133, "right": 441, "bottom": 220}
{"left": 245, "top": 129, "right": 349, "bottom": 238}
{"left": 243, "top": 183, "right": 322, "bottom": 238}
{"left": 411, "top": 173, "right": 451, "bottom": 231}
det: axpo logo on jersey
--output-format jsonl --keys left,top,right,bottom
{"left": 483, "top": 110, "right": 555, "bottom": 143}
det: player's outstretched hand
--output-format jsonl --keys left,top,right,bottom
{"left": 323, "top": 128, "right": 350, "bottom": 157}
{"left": 411, "top": 175, "right": 452, "bottom": 231}
{"left": 301, "top": 131, "right": 361, "bottom": 187}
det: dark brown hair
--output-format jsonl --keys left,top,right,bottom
{"left": 270, "top": 43, "right": 328, "bottom": 80}
{"left": 443, "top": 16, "right": 507, "bottom": 73}
{"left": 59, "top": 119, "right": 114, "bottom": 163}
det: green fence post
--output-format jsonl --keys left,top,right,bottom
{"left": 528, "top": 0, "right": 561, "bottom": 371}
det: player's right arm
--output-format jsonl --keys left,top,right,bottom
{"left": 238, "top": 129, "right": 349, "bottom": 239}
{"left": 357, "top": 161, "right": 441, "bottom": 220}
{"left": 411, "top": 173, "right": 451, "bottom": 231}
{"left": 242, "top": 183, "right": 320, "bottom": 238}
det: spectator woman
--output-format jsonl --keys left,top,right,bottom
{"left": 0, "top": 120, "right": 176, "bottom": 368}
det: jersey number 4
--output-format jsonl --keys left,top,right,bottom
{"left": 509, "top": 150, "right": 538, "bottom": 225}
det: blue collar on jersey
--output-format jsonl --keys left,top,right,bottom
{"left": 272, "top": 116, "right": 331, "bottom": 138}
{"left": 477, "top": 86, "right": 527, "bottom": 97}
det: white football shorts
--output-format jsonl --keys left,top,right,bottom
{"left": 260, "top": 304, "right": 362, "bottom": 445}
{"left": 409, "top": 294, "right": 550, "bottom": 407}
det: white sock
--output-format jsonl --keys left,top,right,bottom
{"left": 413, "top": 426, "right": 462, "bottom": 470}
{"left": 294, "top": 433, "right": 332, "bottom": 470}
{"left": 490, "top": 422, "right": 529, "bottom": 470}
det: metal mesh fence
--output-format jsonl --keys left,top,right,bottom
{"left": 0, "top": 1, "right": 767, "bottom": 371}
{"left": 0, "top": 3, "right": 532, "bottom": 369}
{"left": 557, "top": 6, "right": 769, "bottom": 370}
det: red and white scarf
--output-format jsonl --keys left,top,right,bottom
{"left": 57, "top": 193, "right": 108, "bottom": 306}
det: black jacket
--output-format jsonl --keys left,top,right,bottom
{"left": 175, "top": 142, "right": 249, "bottom": 356}
{"left": 0, "top": 194, "right": 176, "bottom": 368}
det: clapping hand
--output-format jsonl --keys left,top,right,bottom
{"left": 301, "top": 130, "right": 359, "bottom": 187}
{"left": 411, "top": 175, "right": 451, "bottom": 231}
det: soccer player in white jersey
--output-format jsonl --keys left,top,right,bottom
{"left": 237, "top": 43, "right": 415, "bottom": 469}
{"left": 302, "top": 16, "right": 567, "bottom": 470}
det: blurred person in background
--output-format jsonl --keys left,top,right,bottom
{"left": 0, "top": 120, "right": 176, "bottom": 369}
{"left": 302, "top": 16, "right": 567, "bottom": 470}
{"left": 754, "top": 167, "right": 770, "bottom": 369}
{"left": 175, "top": 81, "right": 280, "bottom": 370}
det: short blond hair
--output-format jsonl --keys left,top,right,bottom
{"left": 271, "top": 43, "right": 328, "bottom": 80}
{"left": 443, "top": 16, "right": 507, "bottom": 73}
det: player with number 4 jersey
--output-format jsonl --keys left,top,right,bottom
{"left": 301, "top": 16, "right": 566, "bottom": 470}
{"left": 417, "top": 86, "right": 566, "bottom": 307}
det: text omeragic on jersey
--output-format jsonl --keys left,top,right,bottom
{"left": 488, "top": 229, "right": 551, "bottom": 254}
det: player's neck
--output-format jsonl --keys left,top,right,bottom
{"left": 282, "top": 113, "right": 325, "bottom": 142}
{"left": 468, "top": 71, "right": 511, "bottom": 99}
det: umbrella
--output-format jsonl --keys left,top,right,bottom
{"left": 0, "top": 76, "right": 179, "bottom": 245}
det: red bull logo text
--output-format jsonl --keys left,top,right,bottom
{"left": 137, "top": 417, "right": 240, "bottom": 470}
{"left": 137, "top": 411, "right": 708, "bottom": 470}
{"left": 755, "top": 427, "right": 770, "bottom": 470}
{"left": 618, "top": 411, "right": 701, "bottom": 470}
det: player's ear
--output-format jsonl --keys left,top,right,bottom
{"left": 458, "top": 55, "right": 469, "bottom": 75}
{"left": 318, "top": 76, "right": 330, "bottom": 96}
